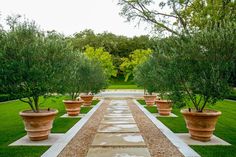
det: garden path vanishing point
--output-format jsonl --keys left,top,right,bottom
{"left": 42, "top": 99, "right": 200, "bottom": 157}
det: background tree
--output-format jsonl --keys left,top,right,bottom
{"left": 84, "top": 46, "right": 117, "bottom": 78}
{"left": 182, "top": 0, "right": 236, "bottom": 30}
{"left": 118, "top": 0, "right": 191, "bottom": 36}
{"left": 120, "top": 49, "right": 152, "bottom": 81}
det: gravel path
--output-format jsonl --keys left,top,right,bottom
{"left": 127, "top": 99, "right": 184, "bottom": 157}
{"left": 58, "top": 100, "right": 110, "bottom": 157}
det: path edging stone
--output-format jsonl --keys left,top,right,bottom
{"left": 133, "top": 99, "right": 200, "bottom": 157}
{"left": 41, "top": 99, "right": 104, "bottom": 157}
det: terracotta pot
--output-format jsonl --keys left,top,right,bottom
{"left": 143, "top": 95, "right": 156, "bottom": 106}
{"left": 63, "top": 100, "right": 83, "bottom": 116}
{"left": 19, "top": 109, "right": 58, "bottom": 141}
{"left": 181, "top": 109, "right": 221, "bottom": 141}
{"left": 80, "top": 95, "right": 94, "bottom": 106}
{"left": 155, "top": 100, "right": 172, "bottom": 115}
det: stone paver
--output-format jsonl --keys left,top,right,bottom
{"left": 104, "top": 113, "right": 132, "bottom": 116}
{"left": 87, "top": 147, "right": 151, "bottom": 157}
{"left": 176, "top": 133, "right": 231, "bottom": 145}
{"left": 10, "top": 134, "right": 64, "bottom": 146}
{"left": 60, "top": 113, "right": 86, "bottom": 118}
{"left": 152, "top": 113, "right": 178, "bottom": 117}
{"left": 100, "top": 120, "right": 136, "bottom": 124}
{"left": 91, "top": 133, "right": 146, "bottom": 146}
{"left": 86, "top": 100, "right": 151, "bottom": 157}
{"left": 107, "top": 110, "right": 131, "bottom": 114}
{"left": 98, "top": 124, "right": 140, "bottom": 133}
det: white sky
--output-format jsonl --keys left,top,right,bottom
{"left": 0, "top": 0, "right": 150, "bottom": 37}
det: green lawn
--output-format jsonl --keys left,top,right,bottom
{"left": 138, "top": 99, "right": 236, "bottom": 157}
{"left": 108, "top": 76, "right": 143, "bottom": 89}
{"left": 0, "top": 96, "right": 99, "bottom": 157}
{"left": 107, "top": 84, "right": 142, "bottom": 89}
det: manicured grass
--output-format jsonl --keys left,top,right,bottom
{"left": 138, "top": 99, "right": 236, "bottom": 157}
{"left": 107, "top": 84, "right": 142, "bottom": 89}
{"left": 225, "top": 88, "right": 236, "bottom": 100}
{"left": 0, "top": 96, "right": 99, "bottom": 157}
{"left": 108, "top": 76, "right": 143, "bottom": 89}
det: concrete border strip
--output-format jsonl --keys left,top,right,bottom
{"left": 133, "top": 99, "right": 200, "bottom": 157}
{"left": 41, "top": 99, "right": 104, "bottom": 157}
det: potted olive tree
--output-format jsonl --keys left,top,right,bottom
{"left": 0, "top": 17, "right": 70, "bottom": 141}
{"left": 134, "top": 55, "right": 173, "bottom": 115}
{"left": 156, "top": 26, "right": 236, "bottom": 141}
{"left": 62, "top": 53, "right": 84, "bottom": 116}
{"left": 134, "top": 60, "right": 156, "bottom": 106}
{"left": 78, "top": 56, "right": 107, "bottom": 106}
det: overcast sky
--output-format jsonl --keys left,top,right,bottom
{"left": 0, "top": 0, "right": 150, "bottom": 37}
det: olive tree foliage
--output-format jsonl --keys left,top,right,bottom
{"left": 0, "top": 16, "right": 72, "bottom": 112}
{"left": 153, "top": 26, "right": 236, "bottom": 112}
{"left": 84, "top": 46, "right": 117, "bottom": 78}
{"left": 62, "top": 52, "right": 107, "bottom": 99}
{"left": 118, "top": 0, "right": 191, "bottom": 36}
{"left": 133, "top": 57, "right": 157, "bottom": 94}
{"left": 120, "top": 49, "right": 152, "bottom": 81}
{"left": 76, "top": 55, "right": 108, "bottom": 94}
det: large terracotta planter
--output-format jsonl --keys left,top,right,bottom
{"left": 143, "top": 95, "right": 156, "bottom": 106}
{"left": 155, "top": 100, "right": 172, "bottom": 115}
{"left": 63, "top": 100, "right": 83, "bottom": 116}
{"left": 19, "top": 109, "right": 58, "bottom": 141}
{"left": 181, "top": 109, "right": 221, "bottom": 141}
{"left": 80, "top": 95, "right": 94, "bottom": 106}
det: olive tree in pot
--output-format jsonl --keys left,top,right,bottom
{"left": 62, "top": 53, "right": 85, "bottom": 116}
{"left": 134, "top": 60, "right": 156, "bottom": 106}
{"left": 0, "top": 16, "right": 70, "bottom": 141}
{"left": 134, "top": 55, "right": 173, "bottom": 115}
{"left": 156, "top": 26, "right": 236, "bottom": 141}
{"left": 78, "top": 56, "right": 107, "bottom": 106}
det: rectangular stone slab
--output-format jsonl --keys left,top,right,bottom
{"left": 104, "top": 115, "right": 133, "bottom": 118}
{"left": 9, "top": 134, "right": 64, "bottom": 146}
{"left": 176, "top": 133, "right": 231, "bottom": 146}
{"left": 106, "top": 110, "right": 131, "bottom": 114}
{"left": 91, "top": 133, "right": 146, "bottom": 146}
{"left": 87, "top": 147, "right": 151, "bottom": 157}
{"left": 107, "top": 107, "right": 129, "bottom": 111}
{"left": 104, "top": 113, "right": 133, "bottom": 117}
{"left": 98, "top": 124, "right": 140, "bottom": 133}
{"left": 101, "top": 118, "right": 136, "bottom": 124}
{"left": 103, "top": 117, "right": 135, "bottom": 121}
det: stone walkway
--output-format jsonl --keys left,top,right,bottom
{"left": 42, "top": 99, "right": 200, "bottom": 157}
{"left": 86, "top": 100, "right": 151, "bottom": 157}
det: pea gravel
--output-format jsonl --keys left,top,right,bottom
{"left": 127, "top": 99, "right": 184, "bottom": 157}
{"left": 58, "top": 100, "right": 110, "bottom": 157}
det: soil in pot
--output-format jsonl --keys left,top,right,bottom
{"left": 63, "top": 100, "right": 83, "bottom": 116}
{"left": 143, "top": 95, "right": 156, "bottom": 106}
{"left": 80, "top": 95, "right": 94, "bottom": 106}
{"left": 155, "top": 100, "right": 172, "bottom": 116}
{"left": 19, "top": 109, "right": 58, "bottom": 141}
{"left": 181, "top": 109, "right": 221, "bottom": 141}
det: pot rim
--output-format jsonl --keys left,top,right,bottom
{"left": 80, "top": 95, "right": 94, "bottom": 98}
{"left": 181, "top": 108, "right": 221, "bottom": 116}
{"left": 19, "top": 109, "right": 58, "bottom": 116}
{"left": 155, "top": 99, "right": 172, "bottom": 103}
{"left": 63, "top": 100, "right": 83, "bottom": 103}
{"left": 144, "top": 95, "right": 157, "bottom": 97}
